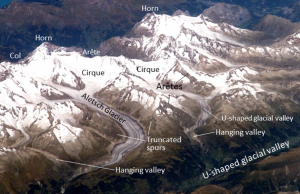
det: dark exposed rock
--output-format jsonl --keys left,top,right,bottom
{"left": 202, "top": 3, "right": 252, "bottom": 27}
{"left": 252, "top": 14, "right": 300, "bottom": 38}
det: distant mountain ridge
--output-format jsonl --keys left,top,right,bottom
{"left": 0, "top": 0, "right": 207, "bottom": 63}
{"left": 2, "top": 0, "right": 300, "bottom": 64}
{"left": 23, "top": 0, "right": 63, "bottom": 7}
{"left": 202, "top": 3, "right": 252, "bottom": 27}
{"left": 252, "top": 14, "right": 300, "bottom": 38}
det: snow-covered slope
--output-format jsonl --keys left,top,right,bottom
{"left": 13, "top": 42, "right": 262, "bottom": 113}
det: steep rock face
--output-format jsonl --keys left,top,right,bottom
{"left": 252, "top": 14, "right": 300, "bottom": 38}
{"left": 202, "top": 3, "right": 252, "bottom": 27}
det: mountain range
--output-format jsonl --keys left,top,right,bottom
{"left": 0, "top": 8, "right": 300, "bottom": 193}
{"left": 2, "top": 0, "right": 300, "bottom": 64}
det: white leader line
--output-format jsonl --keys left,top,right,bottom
{"left": 56, "top": 159, "right": 114, "bottom": 171}
{"left": 194, "top": 131, "right": 215, "bottom": 137}
{"left": 204, "top": 108, "right": 219, "bottom": 120}
{"left": 148, "top": 121, "right": 152, "bottom": 135}
{"left": 117, "top": 134, "right": 146, "bottom": 142}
